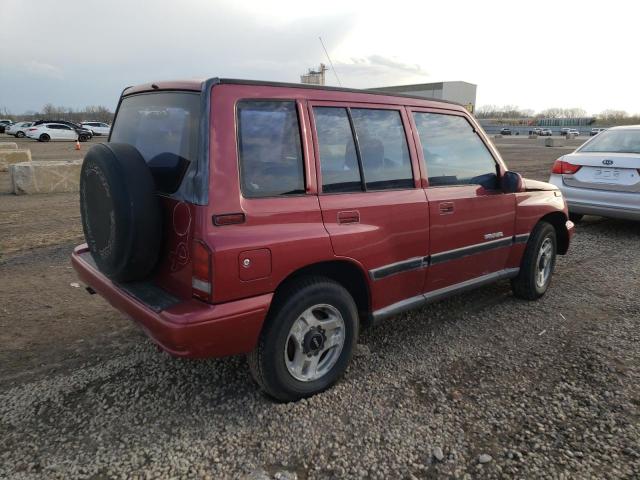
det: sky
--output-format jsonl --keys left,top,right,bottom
{"left": 1, "top": 0, "right": 638, "bottom": 115}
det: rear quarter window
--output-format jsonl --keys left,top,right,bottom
{"left": 110, "top": 92, "right": 200, "bottom": 194}
{"left": 237, "top": 100, "right": 305, "bottom": 198}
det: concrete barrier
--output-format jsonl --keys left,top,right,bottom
{"left": 545, "top": 137, "right": 565, "bottom": 147}
{"left": 0, "top": 142, "right": 18, "bottom": 150}
{"left": 0, "top": 149, "right": 32, "bottom": 171}
{"left": 10, "top": 160, "right": 82, "bottom": 195}
{"left": 528, "top": 134, "right": 538, "bottom": 139}
{"left": 494, "top": 134, "right": 502, "bottom": 139}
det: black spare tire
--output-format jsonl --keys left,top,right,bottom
{"left": 80, "top": 143, "right": 162, "bottom": 282}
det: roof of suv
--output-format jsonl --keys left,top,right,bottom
{"left": 121, "top": 78, "right": 466, "bottom": 108}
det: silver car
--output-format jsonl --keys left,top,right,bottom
{"left": 549, "top": 125, "right": 640, "bottom": 221}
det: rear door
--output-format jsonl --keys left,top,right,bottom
{"left": 409, "top": 109, "right": 516, "bottom": 292}
{"left": 309, "top": 101, "right": 429, "bottom": 311}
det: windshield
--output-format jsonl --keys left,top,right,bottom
{"left": 579, "top": 129, "right": 640, "bottom": 154}
{"left": 111, "top": 91, "right": 200, "bottom": 193}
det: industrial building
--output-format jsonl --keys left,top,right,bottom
{"left": 372, "top": 81, "right": 477, "bottom": 112}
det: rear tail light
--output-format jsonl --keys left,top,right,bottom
{"left": 192, "top": 240, "right": 213, "bottom": 302}
{"left": 552, "top": 159, "right": 582, "bottom": 175}
{"left": 28, "top": 128, "right": 38, "bottom": 131}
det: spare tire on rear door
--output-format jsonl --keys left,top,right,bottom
{"left": 80, "top": 143, "right": 162, "bottom": 282}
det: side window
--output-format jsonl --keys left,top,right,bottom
{"left": 313, "top": 107, "right": 362, "bottom": 193}
{"left": 350, "top": 109, "right": 413, "bottom": 190}
{"left": 412, "top": 112, "right": 499, "bottom": 189}
{"left": 237, "top": 100, "right": 305, "bottom": 198}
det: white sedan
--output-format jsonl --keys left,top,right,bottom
{"left": 6, "top": 121, "right": 34, "bottom": 138}
{"left": 26, "top": 123, "right": 79, "bottom": 142}
{"left": 549, "top": 125, "right": 640, "bottom": 221}
{"left": 81, "top": 122, "right": 111, "bottom": 136}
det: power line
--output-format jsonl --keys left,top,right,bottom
{"left": 319, "top": 36, "right": 342, "bottom": 87}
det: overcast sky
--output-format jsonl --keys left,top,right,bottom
{"left": 1, "top": 0, "right": 638, "bottom": 115}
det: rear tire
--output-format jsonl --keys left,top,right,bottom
{"left": 248, "top": 276, "right": 358, "bottom": 402}
{"left": 16, "top": 131, "right": 25, "bottom": 138}
{"left": 569, "top": 212, "right": 583, "bottom": 223}
{"left": 511, "top": 222, "right": 557, "bottom": 300}
{"left": 39, "top": 134, "right": 50, "bottom": 142}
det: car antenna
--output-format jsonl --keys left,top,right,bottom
{"left": 319, "top": 36, "right": 342, "bottom": 87}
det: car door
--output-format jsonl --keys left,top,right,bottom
{"left": 409, "top": 109, "right": 516, "bottom": 292}
{"left": 62, "top": 125, "right": 76, "bottom": 140}
{"left": 45, "top": 124, "right": 61, "bottom": 139}
{"left": 309, "top": 101, "right": 430, "bottom": 311}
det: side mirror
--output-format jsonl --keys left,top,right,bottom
{"left": 501, "top": 171, "right": 523, "bottom": 193}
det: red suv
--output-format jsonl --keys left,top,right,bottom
{"left": 72, "top": 78, "right": 574, "bottom": 401}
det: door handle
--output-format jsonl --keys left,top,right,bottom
{"left": 337, "top": 210, "right": 360, "bottom": 224}
{"left": 439, "top": 202, "right": 455, "bottom": 214}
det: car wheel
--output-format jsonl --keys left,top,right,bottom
{"left": 247, "top": 276, "right": 358, "bottom": 402}
{"left": 511, "top": 222, "right": 557, "bottom": 300}
{"left": 79, "top": 135, "right": 89, "bottom": 142}
{"left": 16, "top": 131, "right": 25, "bottom": 138}
{"left": 569, "top": 212, "right": 583, "bottom": 223}
{"left": 39, "top": 134, "right": 50, "bottom": 142}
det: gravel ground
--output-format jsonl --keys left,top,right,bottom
{"left": 1, "top": 139, "right": 639, "bottom": 479}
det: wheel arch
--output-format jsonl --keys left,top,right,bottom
{"left": 539, "top": 211, "right": 569, "bottom": 254}
{"left": 270, "top": 259, "right": 372, "bottom": 328}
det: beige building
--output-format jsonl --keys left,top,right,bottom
{"left": 372, "top": 81, "right": 477, "bottom": 112}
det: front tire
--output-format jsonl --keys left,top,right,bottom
{"left": 248, "top": 276, "right": 358, "bottom": 402}
{"left": 16, "top": 131, "right": 25, "bottom": 138}
{"left": 511, "top": 222, "right": 557, "bottom": 300}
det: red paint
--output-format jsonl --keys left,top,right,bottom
{"left": 72, "top": 80, "right": 573, "bottom": 359}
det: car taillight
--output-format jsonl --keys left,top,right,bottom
{"left": 552, "top": 159, "right": 582, "bottom": 175}
{"left": 192, "top": 240, "right": 213, "bottom": 302}
{"left": 28, "top": 128, "right": 38, "bottom": 131}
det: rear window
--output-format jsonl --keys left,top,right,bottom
{"left": 111, "top": 92, "right": 200, "bottom": 194}
{"left": 579, "top": 129, "right": 640, "bottom": 154}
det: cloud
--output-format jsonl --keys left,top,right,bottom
{"left": 23, "top": 60, "right": 63, "bottom": 80}
{"left": 332, "top": 55, "right": 428, "bottom": 88}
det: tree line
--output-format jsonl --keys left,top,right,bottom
{"left": 475, "top": 105, "right": 639, "bottom": 124}
{"left": 0, "top": 104, "right": 114, "bottom": 124}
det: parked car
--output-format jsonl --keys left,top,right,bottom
{"left": 540, "top": 128, "right": 553, "bottom": 136}
{"left": 532, "top": 128, "right": 543, "bottom": 135}
{"left": 0, "top": 119, "right": 13, "bottom": 134}
{"left": 6, "top": 121, "right": 34, "bottom": 138}
{"left": 549, "top": 125, "right": 640, "bottom": 222}
{"left": 81, "top": 121, "right": 111, "bottom": 136}
{"left": 26, "top": 123, "right": 79, "bottom": 142}
{"left": 590, "top": 128, "right": 606, "bottom": 136}
{"left": 500, "top": 127, "right": 512, "bottom": 135}
{"left": 33, "top": 120, "right": 92, "bottom": 141}
{"left": 568, "top": 129, "right": 580, "bottom": 137}
{"left": 72, "top": 78, "right": 574, "bottom": 401}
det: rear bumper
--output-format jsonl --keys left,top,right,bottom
{"left": 71, "top": 244, "right": 272, "bottom": 358}
{"left": 550, "top": 175, "right": 640, "bottom": 221}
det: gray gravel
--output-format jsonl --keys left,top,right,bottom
{"left": 1, "top": 216, "right": 639, "bottom": 479}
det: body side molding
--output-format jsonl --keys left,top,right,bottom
{"left": 371, "top": 268, "right": 520, "bottom": 324}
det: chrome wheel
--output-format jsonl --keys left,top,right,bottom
{"left": 284, "top": 304, "right": 345, "bottom": 382}
{"left": 535, "top": 237, "right": 554, "bottom": 288}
